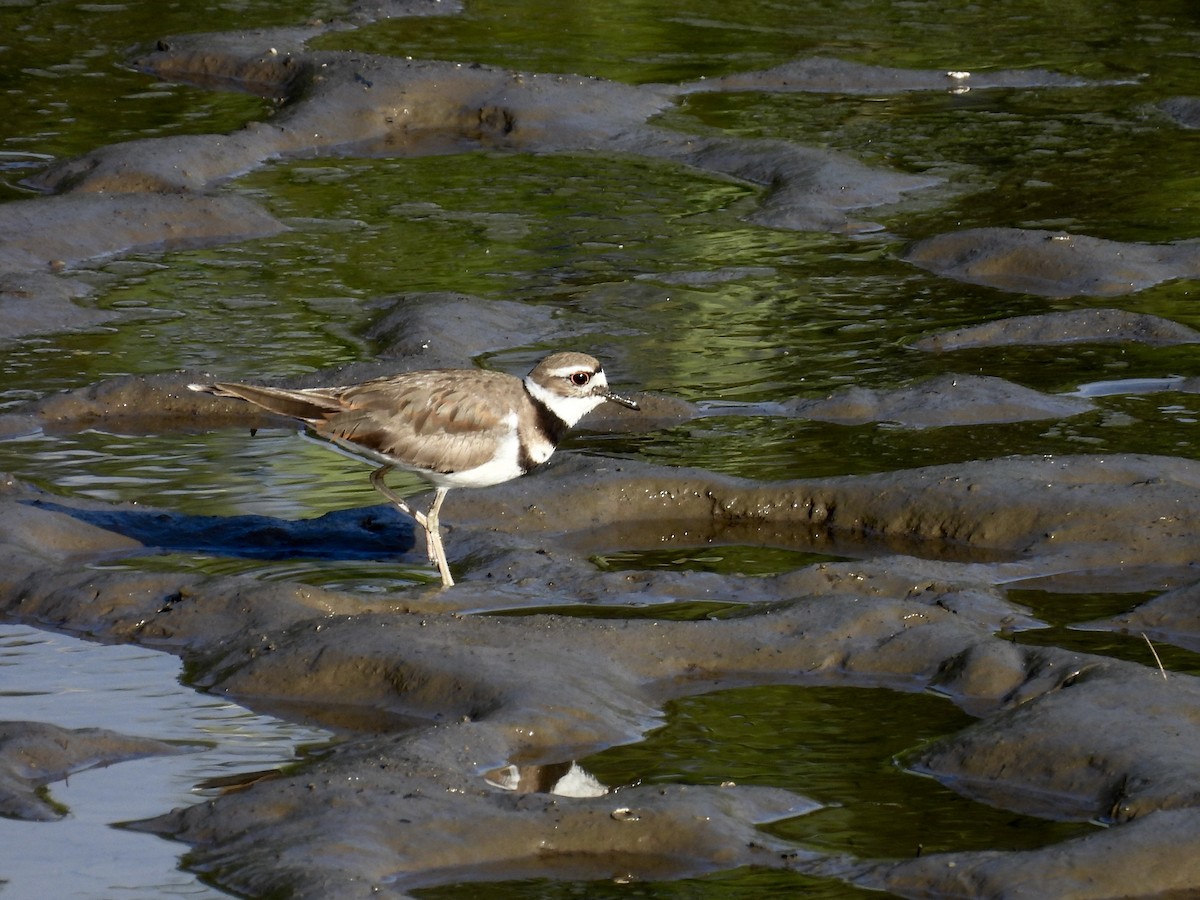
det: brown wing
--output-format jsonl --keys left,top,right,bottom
{"left": 199, "top": 383, "right": 344, "bottom": 423}
{"left": 313, "top": 369, "right": 524, "bottom": 474}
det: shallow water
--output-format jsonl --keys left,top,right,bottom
{"left": 585, "top": 685, "right": 1095, "bottom": 855}
{"left": 0, "top": 624, "right": 333, "bottom": 898}
{"left": 2, "top": 0, "right": 1200, "bottom": 895}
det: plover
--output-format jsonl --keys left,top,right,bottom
{"left": 189, "top": 352, "right": 639, "bottom": 587}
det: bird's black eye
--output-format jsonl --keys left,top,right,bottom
{"left": 570, "top": 371, "right": 591, "bottom": 386}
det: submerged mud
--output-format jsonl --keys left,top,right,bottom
{"left": 0, "top": 721, "right": 189, "bottom": 822}
{"left": 902, "top": 228, "right": 1200, "bottom": 298}
{"left": 912, "top": 308, "right": 1200, "bottom": 352}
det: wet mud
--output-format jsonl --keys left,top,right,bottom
{"left": 5, "top": 401, "right": 1200, "bottom": 895}
{"left": 1160, "top": 96, "right": 1200, "bottom": 129}
{"left": 912, "top": 308, "right": 1200, "bottom": 352}
{"left": 0, "top": 720, "right": 190, "bottom": 822}
{"left": 4, "top": 3, "right": 1200, "bottom": 899}
{"left": 0, "top": 13, "right": 1142, "bottom": 338}
{"left": 902, "top": 227, "right": 1200, "bottom": 298}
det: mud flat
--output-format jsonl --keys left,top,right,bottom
{"left": 5, "top": 373, "right": 1200, "bottom": 895}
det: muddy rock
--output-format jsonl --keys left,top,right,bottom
{"left": 0, "top": 39, "right": 980, "bottom": 345}
{"left": 784, "top": 373, "right": 1093, "bottom": 426}
{"left": 365, "top": 292, "right": 561, "bottom": 367}
{"left": 913, "top": 660, "right": 1200, "bottom": 822}
{"left": 856, "top": 806, "right": 1200, "bottom": 899}
{"left": 347, "top": 0, "right": 465, "bottom": 19}
{"left": 0, "top": 193, "right": 285, "bottom": 274}
{"left": 638, "top": 132, "right": 939, "bottom": 232}
{"left": 1160, "top": 96, "right": 1200, "bottom": 129}
{"left": 0, "top": 272, "right": 109, "bottom": 342}
{"left": 27, "top": 372, "right": 279, "bottom": 435}
{"left": 5, "top": 368, "right": 1197, "bottom": 593}
{"left": 699, "top": 56, "right": 1121, "bottom": 95}
{"left": 133, "top": 726, "right": 814, "bottom": 899}
{"left": 0, "top": 493, "right": 143, "bottom": 560}
{"left": 0, "top": 721, "right": 189, "bottom": 821}
{"left": 131, "top": 607, "right": 1200, "bottom": 897}
{"left": 25, "top": 38, "right": 944, "bottom": 234}
{"left": 903, "top": 227, "right": 1200, "bottom": 297}
{"left": 6, "top": 443, "right": 1200, "bottom": 895}
{"left": 6, "top": 368, "right": 1199, "bottom": 586}
{"left": 185, "top": 597, "right": 1010, "bottom": 740}
{"left": 1079, "top": 580, "right": 1200, "bottom": 654}
{"left": 0, "top": 194, "right": 284, "bottom": 334}
{"left": 912, "top": 307, "right": 1200, "bottom": 351}
{"left": 444, "top": 453, "right": 1200, "bottom": 591}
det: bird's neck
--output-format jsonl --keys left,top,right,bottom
{"left": 523, "top": 378, "right": 574, "bottom": 444}
{"left": 524, "top": 372, "right": 609, "bottom": 426}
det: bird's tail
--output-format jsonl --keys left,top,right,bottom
{"left": 188, "top": 382, "right": 340, "bottom": 424}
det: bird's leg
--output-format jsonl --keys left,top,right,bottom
{"left": 423, "top": 487, "right": 453, "bottom": 587}
{"left": 369, "top": 467, "right": 453, "bottom": 587}
{"left": 370, "top": 465, "right": 432, "bottom": 554}
{"left": 369, "top": 465, "right": 427, "bottom": 527}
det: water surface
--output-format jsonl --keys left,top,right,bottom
{"left": 2, "top": 0, "right": 1199, "bottom": 895}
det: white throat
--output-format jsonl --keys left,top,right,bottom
{"left": 524, "top": 375, "right": 607, "bottom": 426}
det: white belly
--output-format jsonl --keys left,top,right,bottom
{"left": 316, "top": 411, "right": 541, "bottom": 491}
{"left": 434, "top": 424, "right": 528, "bottom": 488}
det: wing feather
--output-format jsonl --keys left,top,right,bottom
{"left": 316, "top": 369, "right": 524, "bottom": 474}
{"left": 199, "top": 383, "right": 343, "bottom": 423}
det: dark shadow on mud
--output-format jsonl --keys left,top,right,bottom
{"left": 25, "top": 499, "right": 415, "bottom": 560}
{"left": 31, "top": 493, "right": 1021, "bottom": 578}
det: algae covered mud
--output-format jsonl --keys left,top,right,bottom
{"left": 2, "top": 0, "right": 1200, "bottom": 896}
